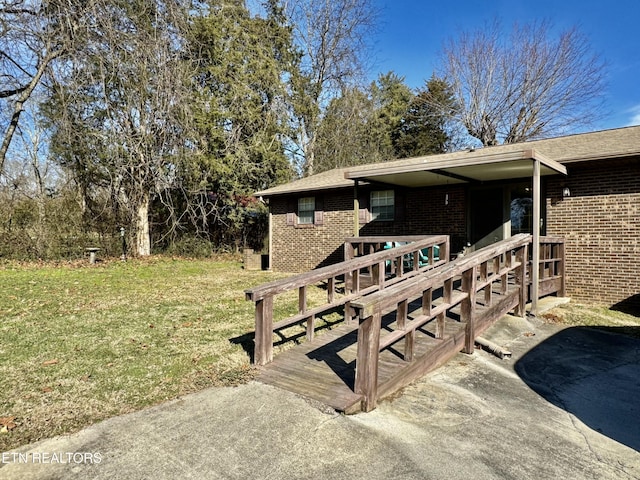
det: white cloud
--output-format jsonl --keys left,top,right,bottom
{"left": 625, "top": 105, "right": 640, "bottom": 126}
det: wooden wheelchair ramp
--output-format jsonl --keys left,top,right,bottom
{"left": 250, "top": 234, "right": 566, "bottom": 413}
{"left": 256, "top": 279, "right": 521, "bottom": 414}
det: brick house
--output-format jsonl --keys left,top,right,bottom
{"left": 255, "top": 126, "right": 640, "bottom": 310}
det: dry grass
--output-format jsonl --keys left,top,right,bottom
{"left": 540, "top": 301, "right": 640, "bottom": 338}
{"left": 0, "top": 256, "right": 313, "bottom": 451}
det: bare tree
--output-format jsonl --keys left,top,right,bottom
{"left": 45, "top": 0, "right": 194, "bottom": 256}
{"left": 0, "top": 0, "right": 87, "bottom": 176}
{"left": 0, "top": 92, "right": 67, "bottom": 257}
{"left": 437, "top": 20, "right": 607, "bottom": 146}
{"left": 284, "top": 0, "right": 379, "bottom": 175}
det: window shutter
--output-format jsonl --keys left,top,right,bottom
{"left": 395, "top": 189, "right": 405, "bottom": 222}
{"left": 358, "top": 193, "right": 370, "bottom": 224}
{"left": 314, "top": 196, "right": 324, "bottom": 225}
{"left": 286, "top": 198, "right": 296, "bottom": 226}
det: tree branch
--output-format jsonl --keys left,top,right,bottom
{"left": 0, "top": 85, "right": 28, "bottom": 98}
{"left": 0, "top": 48, "right": 62, "bottom": 176}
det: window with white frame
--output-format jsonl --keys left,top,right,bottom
{"left": 297, "top": 197, "right": 315, "bottom": 224}
{"left": 371, "top": 190, "right": 394, "bottom": 221}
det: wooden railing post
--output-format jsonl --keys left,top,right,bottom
{"left": 344, "top": 301, "right": 354, "bottom": 324}
{"left": 501, "top": 251, "right": 511, "bottom": 294}
{"left": 344, "top": 240, "right": 355, "bottom": 261}
{"left": 344, "top": 241, "right": 354, "bottom": 292}
{"left": 254, "top": 295, "right": 274, "bottom": 366}
{"left": 480, "top": 261, "right": 491, "bottom": 306}
{"left": 355, "top": 310, "right": 382, "bottom": 412}
{"left": 299, "top": 285, "right": 315, "bottom": 342}
{"left": 515, "top": 244, "right": 528, "bottom": 317}
{"left": 436, "top": 278, "right": 453, "bottom": 338}
{"left": 441, "top": 238, "right": 450, "bottom": 262}
{"left": 395, "top": 256, "right": 403, "bottom": 278}
{"left": 372, "top": 261, "right": 385, "bottom": 288}
{"left": 397, "top": 299, "right": 413, "bottom": 361}
{"left": 558, "top": 241, "right": 566, "bottom": 297}
{"left": 327, "top": 277, "right": 335, "bottom": 303}
{"left": 462, "top": 265, "right": 477, "bottom": 354}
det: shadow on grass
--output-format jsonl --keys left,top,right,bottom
{"left": 229, "top": 332, "right": 256, "bottom": 364}
{"left": 515, "top": 326, "right": 640, "bottom": 452}
{"left": 229, "top": 308, "right": 345, "bottom": 366}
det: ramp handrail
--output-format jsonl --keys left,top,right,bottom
{"left": 245, "top": 235, "right": 449, "bottom": 365}
{"left": 536, "top": 236, "right": 566, "bottom": 297}
{"left": 349, "top": 234, "right": 532, "bottom": 411}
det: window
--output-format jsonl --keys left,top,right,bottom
{"left": 371, "top": 190, "right": 394, "bottom": 221}
{"left": 511, "top": 197, "right": 533, "bottom": 235}
{"left": 297, "top": 197, "right": 315, "bottom": 225}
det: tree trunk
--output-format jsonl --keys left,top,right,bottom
{"left": 136, "top": 191, "right": 151, "bottom": 256}
{"left": 31, "top": 148, "right": 47, "bottom": 257}
{"left": 303, "top": 129, "right": 316, "bottom": 176}
{"left": 0, "top": 49, "right": 61, "bottom": 176}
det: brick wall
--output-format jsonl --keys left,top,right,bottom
{"left": 269, "top": 157, "right": 639, "bottom": 309}
{"left": 270, "top": 185, "right": 467, "bottom": 272}
{"left": 358, "top": 185, "right": 467, "bottom": 252}
{"left": 546, "top": 157, "right": 640, "bottom": 309}
{"left": 270, "top": 191, "right": 354, "bottom": 272}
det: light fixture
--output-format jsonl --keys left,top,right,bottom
{"left": 445, "top": 193, "right": 449, "bottom": 205}
{"left": 562, "top": 186, "right": 571, "bottom": 198}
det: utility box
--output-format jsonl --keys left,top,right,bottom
{"left": 243, "top": 249, "right": 262, "bottom": 270}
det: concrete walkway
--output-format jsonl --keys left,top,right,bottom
{"left": 2, "top": 313, "right": 639, "bottom": 480}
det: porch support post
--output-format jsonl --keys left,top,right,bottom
{"left": 531, "top": 158, "right": 541, "bottom": 316}
{"left": 353, "top": 180, "right": 360, "bottom": 237}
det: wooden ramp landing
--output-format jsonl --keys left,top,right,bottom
{"left": 256, "top": 283, "right": 518, "bottom": 414}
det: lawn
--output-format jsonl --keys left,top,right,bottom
{"left": 0, "top": 256, "right": 302, "bottom": 452}
{"left": 1, "top": 257, "right": 638, "bottom": 452}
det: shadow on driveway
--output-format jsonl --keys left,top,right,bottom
{"left": 515, "top": 326, "right": 640, "bottom": 452}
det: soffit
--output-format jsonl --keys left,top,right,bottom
{"left": 345, "top": 150, "right": 567, "bottom": 187}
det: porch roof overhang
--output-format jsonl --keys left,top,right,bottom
{"left": 344, "top": 149, "right": 567, "bottom": 187}
{"left": 345, "top": 148, "right": 567, "bottom": 317}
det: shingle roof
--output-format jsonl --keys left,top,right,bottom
{"left": 256, "top": 125, "right": 640, "bottom": 197}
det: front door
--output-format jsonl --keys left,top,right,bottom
{"left": 510, "top": 184, "right": 534, "bottom": 235}
{"left": 469, "top": 183, "right": 535, "bottom": 251}
{"left": 469, "top": 187, "right": 506, "bottom": 250}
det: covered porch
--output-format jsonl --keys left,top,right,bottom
{"left": 345, "top": 148, "right": 568, "bottom": 315}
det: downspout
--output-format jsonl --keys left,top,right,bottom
{"left": 268, "top": 209, "right": 273, "bottom": 270}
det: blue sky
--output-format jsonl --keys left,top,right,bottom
{"left": 370, "top": 0, "right": 640, "bottom": 130}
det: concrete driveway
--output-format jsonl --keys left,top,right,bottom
{"left": 1, "top": 314, "right": 639, "bottom": 480}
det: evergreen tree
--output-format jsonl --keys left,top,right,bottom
{"left": 187, "top": 0, "right": 295, "bottom": 245}
{"left": 371, "top": 72, "right": 413, "bottom": 156}
{"left": 394, "top": 76, "right": 457, "bottom": 158}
